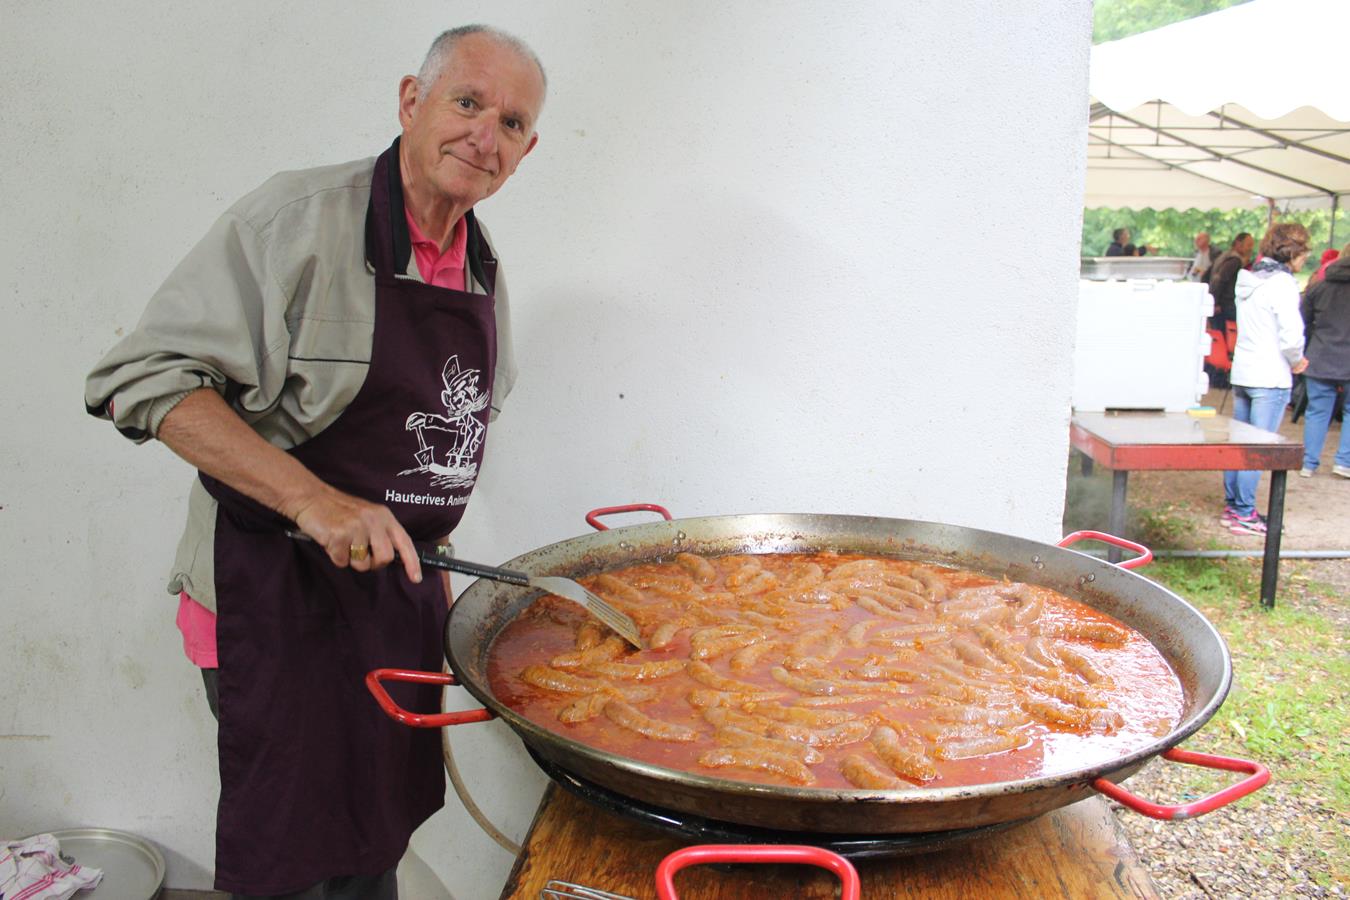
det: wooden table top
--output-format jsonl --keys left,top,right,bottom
{"left": 500, "top": 785, "right": 1158, "bottom": 899}
{"left": 1070, "top": 411, "right": 1302, "bottom": 471}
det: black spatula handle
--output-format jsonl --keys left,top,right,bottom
{"left": 415, "top": 547, "right": 531, "bottom": 587}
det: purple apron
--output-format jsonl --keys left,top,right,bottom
{"left": 200, "top": 138, "right": 497, "bottom": 895}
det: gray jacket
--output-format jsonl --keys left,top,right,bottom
{"left": 85, "top": 155, "right": 518, "bottom": 609}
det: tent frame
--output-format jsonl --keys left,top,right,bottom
{"left": 1090, "top": 103, "right": 1344, "bottom": 199}
{"left": 1089, "top": 102, "right": 1348, "bottom": 245}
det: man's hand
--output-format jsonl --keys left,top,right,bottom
{"left": 1292, "top": 358, "right": 1309, "bottom": 375}
{"left": 159, "top": 388, "right": 422, "bottom": 583}
{"left": 289, "top": 487, "right": 422, "bottom": 582}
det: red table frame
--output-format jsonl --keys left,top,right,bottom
{"left": 1069, "top": 411, "right": 1303, "bottom": 607}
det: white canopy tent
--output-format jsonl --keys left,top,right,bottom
{"left": 1086, "top": 0, "right": 1350, "bottom": 219}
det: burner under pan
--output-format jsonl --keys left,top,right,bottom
{"left": 525, "top": 748, "right": 1035, "bottom": 860}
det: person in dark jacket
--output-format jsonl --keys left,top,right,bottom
{"left": 1299, "top": 254, "right": 1350, "bottom": 478}
{"left": 1206, "top": 232, "right": 1254, "bottom": 328}
{"left": 1105, "top": 228, "right": 1130, "bottom": 256}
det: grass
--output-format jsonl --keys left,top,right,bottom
{"left": 1134, "top": 503, "right": 1201, "bottom": 547}
{"left": 1065, "top": 471, "right": 1349, "bottom": 885}
{"left": 1140, "top": 556, "right": 1348, "bottom": 811}
{"left": 1136, "top": 554, "right": 1350, "bottom": 883}
{"left": 1073, "top": 485, "right": 1350, "bottom": 811}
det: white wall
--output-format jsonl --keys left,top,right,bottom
{"left": 0, "top": 1, "right": 1090, "bottom": 896}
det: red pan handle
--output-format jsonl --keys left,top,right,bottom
{"left": 654, "top": 844, "right": 861, "bottom": 900}
{"left": 1058, "top": 530, "right": 1153, "bottom": 569}
{"left": 1094, "top": 747, "right": 1269, "bottom": 820}
{"left": 585, "top": 503, "right": 674, "bottom": 531}
{"left": 365, "top": 668, "right": 495, "bottom": 727}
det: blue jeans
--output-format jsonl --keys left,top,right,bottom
{"left": 1223, "top": 385, "right": 1290, "bottom": 516}
{"left": 1302, "top": 376, "right": 1349, "bottom": 470}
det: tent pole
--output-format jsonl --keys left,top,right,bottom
{"left": 1332, "top": 194, "right": 1340, "bottom": 250}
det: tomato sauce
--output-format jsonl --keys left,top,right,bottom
{"left": 487, "top": 553, "right": 1185, "bottom": 790}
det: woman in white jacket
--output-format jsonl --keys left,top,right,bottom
{"left": 1223, "top": 223, "right": 1311, "bottom": 535}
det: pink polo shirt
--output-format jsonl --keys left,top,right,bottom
{"left": 406, "top": 208, "right": 468, "bottom": 290}
{"left": 175, "top": 210, "right": 470, "bottom": 667}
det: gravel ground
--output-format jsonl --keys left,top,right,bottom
{"left": 1107, "top": 763, "right": 1348, "bottom": 898}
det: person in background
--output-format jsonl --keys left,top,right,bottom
{"left": 84, "top": 24, "right": 546, "bottom": 898}
{"left": 1322, "top": 243, "right": 1350, "bottom": 279}
{"left": 1306, "top": 246, "right": 1343, "bottom": 289}
{"left": 1105, "top": 227, "right": 1131, "bottom": 256}
{"left": 1206, "top": 232, "right": 1255, "bottom": 330}
{"left": 1298, "top": 250, "right": 1350, "bottom": 478}
{"left": 1222, "top": 223, "right": 1311, "bottom": 535}
{"left": 1189, "top": 232, "right": 1220, "bottom": 280}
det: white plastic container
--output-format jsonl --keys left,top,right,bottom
{"left": 1072, "top": 279, "right": 1213, "bottom": 412}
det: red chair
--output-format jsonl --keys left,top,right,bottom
{"left": 1205, "top": 320, "right": 1239, "bottom": 373}
{"left": 1205, "top": 327, "right": 1231, "bottom": 373}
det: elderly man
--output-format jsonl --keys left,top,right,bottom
{"left": 1189, "top": 232, "right": 1220, "bottom": 280}
{"left": 84, "top": 25, "right": 545, "bottom": 898}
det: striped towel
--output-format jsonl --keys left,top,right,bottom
{"left": 0, "top": 834, "right": 103, "bottom": 900}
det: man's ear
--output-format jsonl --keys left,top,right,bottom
{"left": 522, "top": 132, "right": 540, "bottom": 160}
{"left": 398, "top": 75, "right": 420, "bottom": 130}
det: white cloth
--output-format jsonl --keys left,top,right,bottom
{"left": 1230, "top": 266, "right": 1306, "bottom": 389}
{"left": 0, "top": 835, "right": 103, "bottom": 900}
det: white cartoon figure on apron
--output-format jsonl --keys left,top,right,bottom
{"left": 401, "top": 355, "right": 491, "bottom": 489}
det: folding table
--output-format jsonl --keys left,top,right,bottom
{"left": 1069, "top": 411, "right": 1303, "bottom": 607}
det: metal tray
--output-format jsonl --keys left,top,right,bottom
{"left": 30, "top": 827, "right": 165, "bottom": 899}
{"left": 1080, "top": 256, "right": 1193, "bottom": 280}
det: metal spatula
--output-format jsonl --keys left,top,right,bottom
{"left": 416, "top": 545, "right": 644, "bottom": 650}
{"left": 285, "top": 532, "right": 643, "bottom": 649}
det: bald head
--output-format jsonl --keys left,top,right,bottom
{"left": 397, "top": 25, "right": 546, "bottom": 238}
{"left": 417, "top": 25, "right": 546, "bottom": 105}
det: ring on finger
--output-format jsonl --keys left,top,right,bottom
{"left": 350, "top": 543, "right": 370, "bottom": 562}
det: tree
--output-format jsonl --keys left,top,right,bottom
{"left": 1083, "top": 206, "right": 1349, "bottom": 259}
{"left": 1093, "top": 0, "right": 1252, "bottom": 44}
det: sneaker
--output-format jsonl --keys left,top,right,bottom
{"left": 1229, "top": 513, "right": 1268, "bottom": 536}
{"left": 1220, "top": 506, "right": 1240, "bottom": 524}
{"left": 1298, "top": 467, "right": 1315, "bottom": 478}
{"left": 1334, "top": 465, "right": 1350, "bottom": 479}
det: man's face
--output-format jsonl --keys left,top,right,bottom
{"left": 1237, "top": 237, "right": 1254, "bottom": 261}
{"left": 1195, "top": 233, "right": 1210, "bottom": 250}
{"left": 399, "top": 34, "right": 544, "bottom": 209}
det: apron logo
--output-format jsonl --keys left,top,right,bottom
{"left": 401, "top": 355, "right": 490, "bottom": 489}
